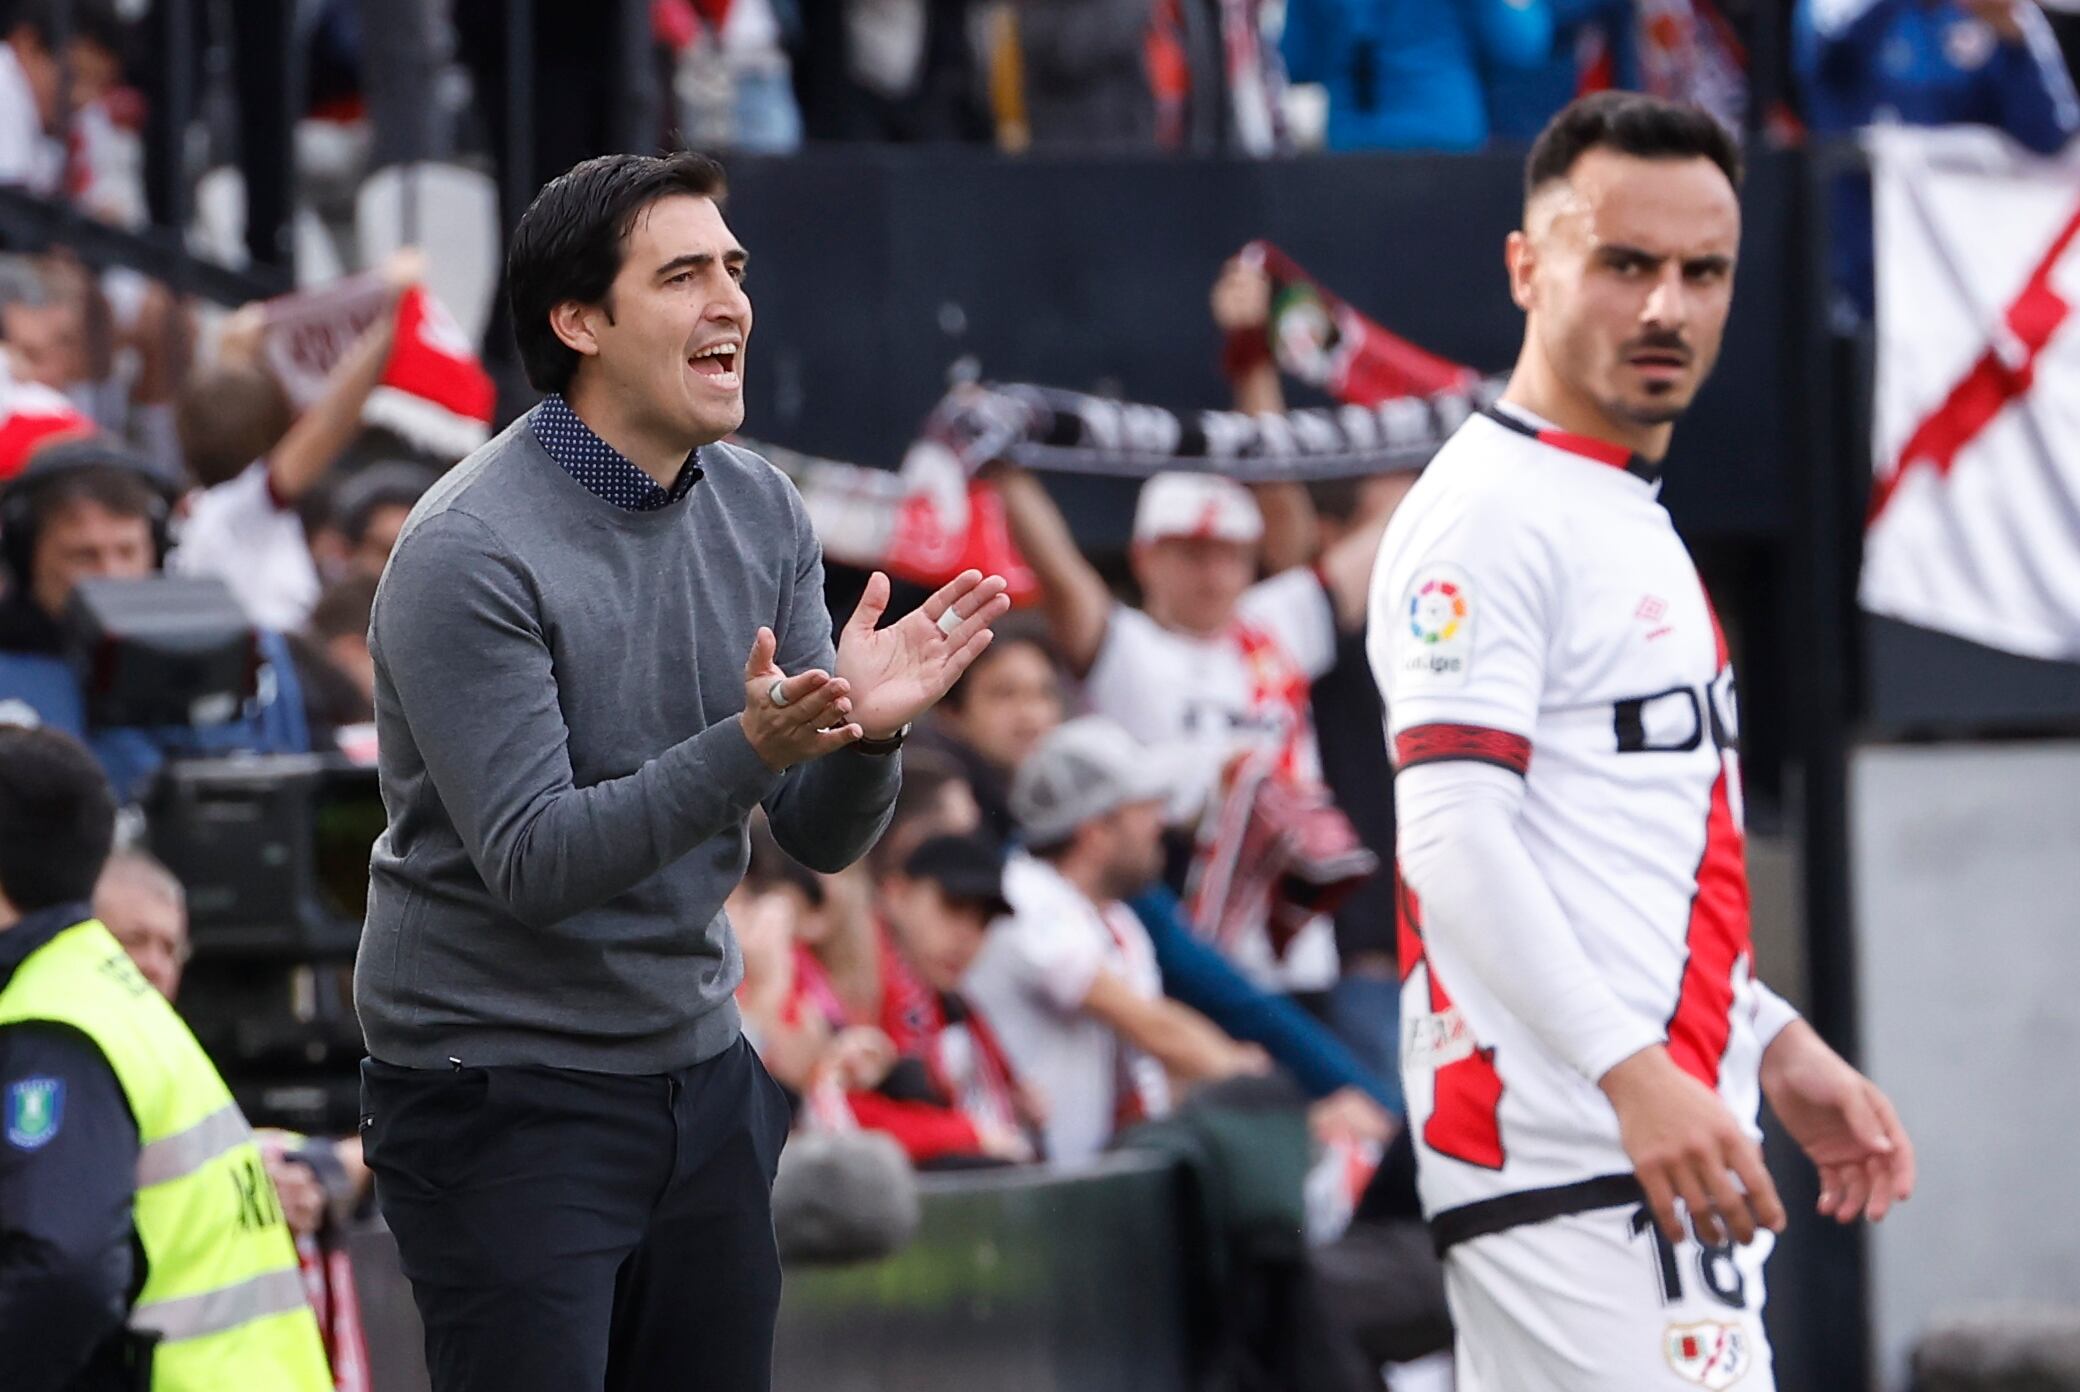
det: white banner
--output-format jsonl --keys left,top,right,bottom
{"left": 1862, "top": 127, "right": 2080, "bottom": 661}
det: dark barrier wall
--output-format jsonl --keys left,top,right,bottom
{"left": 349, "top": 1156, "right": 1194, "bottom": 1392}
{"left": 722, "top": 148, "right": 1806, "bottom": 546}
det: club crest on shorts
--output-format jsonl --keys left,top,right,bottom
{"left": 5, "top": 1077, "right": 64, "bottom": 1150}
{"left": 1665, "top": 1320, "right": 1752, "bottom": 1388}
{"left": 1399, "top": 564, "right": 1474, "bottom": 689}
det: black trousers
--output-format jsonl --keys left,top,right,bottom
{"left": 360, "top": 1037, "right": 793, "bottom": 1392}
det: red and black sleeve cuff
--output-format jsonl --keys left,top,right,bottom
{"left": 1393, "top": 723, "right": 1532, "bottom": 777}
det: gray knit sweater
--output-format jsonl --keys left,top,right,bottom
{"left": 356, "top": 413, "right": 900, "bottom": 1073}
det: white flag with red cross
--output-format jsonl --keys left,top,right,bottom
{"left": 1861, "top": 127, "right": 2080, "bottom": 661}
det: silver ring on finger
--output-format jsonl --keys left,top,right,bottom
{"left": 768, "top": 678, "right": 790, "bottom": 709}
{"left": 936, "top": 606, "right": 963, "bottom": 636}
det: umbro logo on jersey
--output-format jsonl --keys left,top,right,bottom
{"left": 1637, "top": 595, "right": 1675, "bottom": 642}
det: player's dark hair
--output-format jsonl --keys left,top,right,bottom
{"left": 507, "top": 151, "right": 729, "bottom": 394}
{"left": 0, "top": 725, "right": 116, "bottom": 913}
{"left": 1525, "top": 92, "right": 1743, "bottom": 206}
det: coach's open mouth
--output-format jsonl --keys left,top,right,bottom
{"left": 689, "top": 341, "right": 741, "bottom": 389}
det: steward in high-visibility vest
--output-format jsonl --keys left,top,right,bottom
{"left": 0, "top": 909, "right": 333, "bottom": 1392}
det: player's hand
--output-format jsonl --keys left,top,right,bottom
{"left": 1601, "top": 1044, "right": 1786, "bottom": 1248}
{"left": 742, "top": 627, "right": 861, "bottom": 771}
{"left": 1211, "top": 255, "right": 1272, "bottom": 333}
{"left": 834, "top": 569, "right": 1010, "bottom": 739}
{"left": 1760, "top": 1019, "right": 1915, "bottom": 1225}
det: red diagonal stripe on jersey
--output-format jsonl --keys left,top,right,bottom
{"left": 1399, "top": 872, "right": 1507, "bottom": 1169}
{"left": 1664, "top": 765, "right": 1751, "bottom": 1087}
{"left": 1867, "top": 199, "right": 2080, "bottom": 527}
{"left": 1394, "top": 723, "right": 1532, "bottom": 776}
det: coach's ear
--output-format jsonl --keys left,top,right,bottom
{"left": 1505, "top": 230, "right": 1537, "bottom": 313}
{"left": 549, "top": 299, "right": 604, "bottom": 361}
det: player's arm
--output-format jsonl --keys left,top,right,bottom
{"left": 1758, "top": 1011, "right": 1915, "bottom": 1225}
{"left": 1081, "top": 969, "right": 1265, "bottom": 1085}
{"left": 1373, "top": 487, "right": 1783, "bottom": 1247}
{"left": 0, "top": 1029, "right": 139, "bottom": 1392}
{"left": 986, "top": 463, "right": 1112, "bottom": 676}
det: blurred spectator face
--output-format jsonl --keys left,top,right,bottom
{"left": 1092, "top": 798, "right": 1167, "bottom": 900}
{"left": 30, "top": 494, "right": 155, "bottom": 619}
{"left": 352, "top": 502, "right": 412, "bottom": 576}
{"left": 573, "top": 194, "right": 751, "bottom": 448}
{"left": 66, "top": 35, "right": 120, "bottom": 108}
{"left": 1510, "top": 148, "right": 1740, "bottom": 429}
{"left": 94, "top": 861, "right": 189, "bottom": 1002}
{"left": 1133, "top": 536, "right": 1256, "bottom": 638}
{"left": 882, "top": 877, "right": 992, "bottom": 992}
{"left": 4, "top": 299, "right": 87, "bottom": 390}
{"left": 940, "top": 640, "right": 1062, "bottom": 771}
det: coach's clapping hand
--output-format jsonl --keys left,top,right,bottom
{"left": 742, "top": 627, "right": 863, "bottom": 772}
{"left": 1601, "top": 1044, "right": 1787, "bottom": 1249}
{"left": 836, "top": 569, "right": 1012, "bottom": 739}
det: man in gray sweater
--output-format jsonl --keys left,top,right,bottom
{"left": 356, "top": 151, "right": 1008, "bottom": 1392}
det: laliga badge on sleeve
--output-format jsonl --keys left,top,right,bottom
{"left": 1399, "top": 564, "right": 1475, "bottom": 690}
{"left": 5, "top": 1077, "right": 65, "bottom": 1150}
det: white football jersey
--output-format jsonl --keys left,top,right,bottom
{"left": 1085, "top": 571, "right": 1342, "bottom": 991}
{"left": 1370, "top": 406, "right": 1773, "bottom": 1223}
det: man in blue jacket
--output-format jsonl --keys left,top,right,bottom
{"left": 1282, "top": 0, "right": 1554, "bottom": 150}
{"left": 1797, "top": 0, "right": 2080, "bottom": 316}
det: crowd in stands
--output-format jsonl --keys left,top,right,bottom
{"left": 0, "top": 1, "right": 2073, "bottom": 1387}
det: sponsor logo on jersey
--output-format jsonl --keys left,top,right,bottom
{"left": 5, "top": 1077, "right": 64, "bottom": 1150}
{"left": 1403, "top": 1004, "right": 1476, "bottom": 1070}
{"left": 1401, "top": 565, "right": 1474, "bottom": 688}
{"left": 1665, "top": 1320, "right": 1752, "bottom": 1388}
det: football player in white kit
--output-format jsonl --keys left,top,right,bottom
{"left": 1367, "top": 92, "right": 1915, "bottom": 1391}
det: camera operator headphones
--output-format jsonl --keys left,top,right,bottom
{"left": 0, "top": 438, "right": 181, "bottom": 589}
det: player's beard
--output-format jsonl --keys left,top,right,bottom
{"left": 1609, "top": 391, "right": 1691, "bottom": 428}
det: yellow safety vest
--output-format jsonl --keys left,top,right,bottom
{"left": 0, "top": 919, "right": 333, "bottom": 1392}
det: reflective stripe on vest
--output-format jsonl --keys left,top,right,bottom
{"left": 132, "top": 1265, "right": 312, "bottom": 1340}
{"left": 135, "top": 1102, "right": 252, "bottom": 1189}
{"left": 0, "top": 920, "right": 333, "bottom": 1392}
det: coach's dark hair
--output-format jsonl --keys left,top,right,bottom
{"left": 0, "top": 725, "right": 116, "bottom": 913}
{"left": 1525, "top": 92, "right": 1743, "bottom": 205}
{"left": 506, "top": 151, "right": 729, "bottom": 394}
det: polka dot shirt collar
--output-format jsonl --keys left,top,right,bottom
{"left": 531, "top": 393, "right": 704, "bottom": 512}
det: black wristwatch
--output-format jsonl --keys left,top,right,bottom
{"left": 853, "top": 722, "right": 911, "bottom": 757}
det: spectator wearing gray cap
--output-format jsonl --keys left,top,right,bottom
{"left": 963, "top": 716, "right": 1268, "bottom": 1165}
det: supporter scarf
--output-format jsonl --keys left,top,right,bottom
{"left": 261, "top": 274, "right": 494, "bottom": 461}
{"left": 1248, "top": 241, "right": 1481, "bottom": 404}
{"left": 906, "top": 375, "right": 1496, "bottom": 483}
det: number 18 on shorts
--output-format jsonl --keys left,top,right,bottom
{"left": 1445, "top": 1204, "right": 1775, "bottom": 1392}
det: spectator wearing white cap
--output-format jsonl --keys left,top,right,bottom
{"left": 963, "top": 716, "right": 1268, "bottom": 1165}
{"left": 990, "top": 458, "right": 1388, "bottom": 995}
